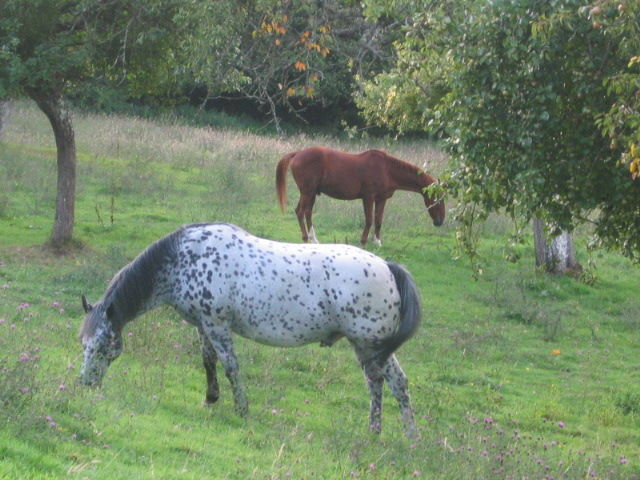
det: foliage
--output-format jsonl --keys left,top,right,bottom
{"left": 593, "top": 1, "right": 640, "bottom": 172}
{"left": 359, "top": 0, "right": 640, "bottom": 261}
{"left": 0, "top": 0, "right": 185, "bottom": 99}
{"left": 175, "top": 0, "right": 398, "bottom": 131}
{"left": 0, "top": 0, "right": 192, "bottom": 246}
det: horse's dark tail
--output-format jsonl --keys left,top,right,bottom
{"left": 374, "top": 262, "right": 422, "bottom": 365}
{"left": 276, "top": 152, "right": 296, "bottom": 213}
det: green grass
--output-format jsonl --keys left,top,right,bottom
{"left": 1, "top": 101, "right": 639, "bottom": 479}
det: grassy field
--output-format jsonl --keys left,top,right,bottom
{"left": 1, "top": 102, "right": 639, "bottom": 479}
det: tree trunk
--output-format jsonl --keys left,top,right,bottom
{"left": 27, "top": 90, "right": 76, "bottom": 247}
{"left": 532, "top": 218, "right": 581, "bottom": 274}
{"left": 0, "top": 99, "right": 13, "bottom": 139}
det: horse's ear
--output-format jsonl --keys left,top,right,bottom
{"left": 81, "top": 294, "right": 93, "bottom": 313}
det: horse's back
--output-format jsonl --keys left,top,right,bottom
{"left": 290, "top": 147, "right": 389, "bottom": 199}
{"left": 291, "top": 146, "right": 386, "bottom": 168}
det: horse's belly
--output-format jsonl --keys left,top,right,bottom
{"left": 319, "top": 183, "right": 361, "bottom": 200}
{"left": 230, "top": 312, "right": 336, "bottom": 348}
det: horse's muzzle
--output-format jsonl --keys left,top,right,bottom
{"left": 432, "top": 218, "right": 444, "bottom": 227}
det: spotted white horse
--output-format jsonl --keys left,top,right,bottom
{"left": 79, "top": 223, "right": 422, "bottom": 438}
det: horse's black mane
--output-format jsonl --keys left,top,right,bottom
{"left": 101, "top": 226, "right": 184, "bottom": 331}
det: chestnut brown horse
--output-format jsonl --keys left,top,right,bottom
{"left": 276, "top": 146, "right": 445, "bottom": 245}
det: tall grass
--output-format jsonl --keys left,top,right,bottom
{"left": 0, "top": 101, "right": 639, "bottom": 479}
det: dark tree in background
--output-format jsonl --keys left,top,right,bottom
{"left": 176, "top": 0, "right": 397, "bottom": 131}
{"left": 0, "top": 99, "right": 12, "bottom": 139}
{"left": 0, "top": 0, "right": 184, "bottom": 247}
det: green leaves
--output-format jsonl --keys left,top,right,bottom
{"left": 360, "top": 0, "right": 640, "bottom": 261}
{"left": 174, "top": 0, "right": 396, "bottom": 131}
{"left": 0, "top": 0, "right": 186, "bottom": 98}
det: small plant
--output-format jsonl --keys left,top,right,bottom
{"left": 490, "top": 271, "right": 567, "bottom": 341}
{"left": 94, "top": 193, "right": 117, "bottom": 228}
{"left": 0, "top": 357, "right": 38, "bottom": 415}
{"left": 616, "top": 391, "right": 640, "bottom": 416}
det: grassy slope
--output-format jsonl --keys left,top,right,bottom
{"left": 0, "top": 103, "right": 639, "bottom": 479}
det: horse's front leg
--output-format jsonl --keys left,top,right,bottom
{"left": 382, "top": 354, "right": 418, "bottom": 440}
{"left": 360, "top": 196, "right": 375, "bottom": 245}
{"left": 372, "top": 198, "right": 387, "bottom": 247}
{"left": 197, "top": 326, "right": 220, "bottom": 405}
{"left": 203, "top": 323, "right": 248, "bottom": 417}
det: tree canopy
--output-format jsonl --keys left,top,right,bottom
{"left": 359, "top": 0, "right": 640, "bottom": 261}
{"left": 176, "top": 0, "right": 397, "bottom": 130}
{"left": 0, "top": 0, "right": 184, "bottom": 100}
{"left": 0, "top": 0, "right": 187, "bottom": 245}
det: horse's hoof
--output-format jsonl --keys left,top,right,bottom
{"left": 236, "top": 408, "right": 249, "bottom": 418}
{"left": 369, "top": 423, "right": 382, "bottom": 435}
{"left": 404, "top": 426, "right": 420, "bottom": 441}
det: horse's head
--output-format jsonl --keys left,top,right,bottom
{"left": 78, "top": 295, "right": 123, "bottom": 387}
{"left": 422, "top": 177, "right": 446, "bottom": 227}
{"left": 425, "top": 196, "right": 445, "bottom": 226}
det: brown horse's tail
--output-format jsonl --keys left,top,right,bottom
{"left": 276, "top": 152, "right": 296, "bottom": 213}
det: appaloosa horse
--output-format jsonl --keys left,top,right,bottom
{"left": 79, "top": 223, "right": 422, "bottom": 438}
{"left": 276, "top": 146, "right": 445, "bottom": 245}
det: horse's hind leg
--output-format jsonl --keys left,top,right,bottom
{"left": 197, "top": 326, "right": 220, "bottom": 405}
{"left": 360, "top": 196, "right": 375, "bottom": 245}
{"left": 355, "top": 349, "right": 384, "bottom": 433}
{"left": 295, "top": 195, "right": 312, "bottom": 242}
{"left": 305, "top": 195, "right": 318, "bottom": 243}
{"left": 382, "top": 354, "right": 418, "bottom": 439}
